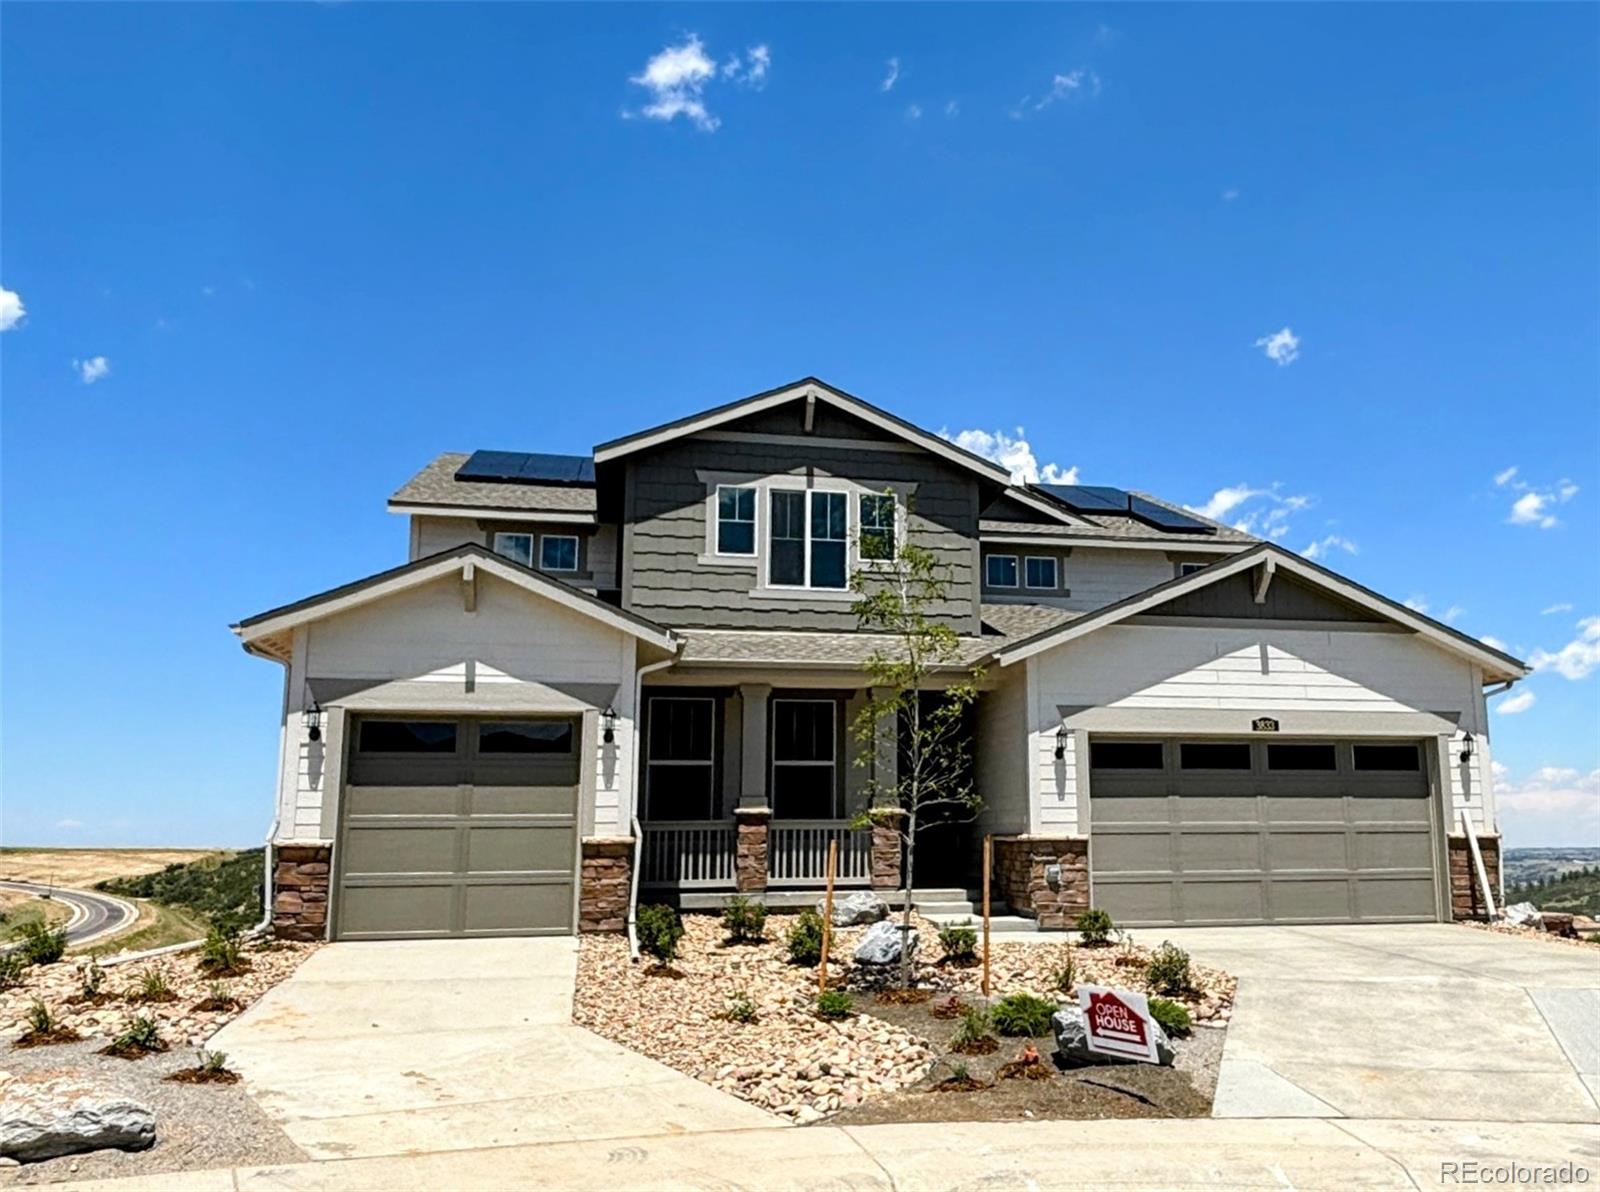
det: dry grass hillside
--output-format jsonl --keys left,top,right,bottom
{"left": 0, "top": 848, "right": 222, "bottom": 888}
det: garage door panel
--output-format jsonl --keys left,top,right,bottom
{"left": 469, "top": 785, "right": 580, "bottom": 817}
{"left": 346, "top": 786, "right": 460, "bottom": 817}
{"left": 1175, "top": 831, "right": 1261, "bottom": 872}
{"left": 344, "top": 826, "right": 458, "bottom": 876}
{"left": 463, "top": 883, "right": 573, "bottom": 934}
{"left": 466, "top": 826, "right": 575, "bottom": 873}
{"left": 1089, "top": 736, "right": 1439, "bottom": 926}
{"left": 340, "top": 885, "right": 454, "bottom": 937}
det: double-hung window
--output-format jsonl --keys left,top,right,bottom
{"left": 986, "top": 554, "right": 1018, "bottom": 588}
{"left": 644, "top": 697, "right": 717, "bottom": 820}
{"left": 769, "top": 489, "right": 847, "bottom": 589}
{"left": 770, "top": 698, "right": 838, "bottom": 818}
{"left": 540, "top": 535, "right": 579, "bottom": 572}
{"left": 493, "top": 532, "right": 535, "bottom": 567}
{"left": 716, "top": 485, "right": 757, "bottom": 555}
{"left": 859, "top": 493, "right": 896, "bottom": 561}
{"left": 1025, "top": 556, "right": 1058, "bottom": 590}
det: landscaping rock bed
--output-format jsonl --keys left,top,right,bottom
{"left": 574, "top": 911, "right": 1235, "bottom": 1125}
{"left": 1463, "top": 919, "right": 1600, "bottom": 949}
{"left": 0, "top": 941, "right": 319, "bottom": 1050}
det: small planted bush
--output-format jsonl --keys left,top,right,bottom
{"left": 950, "top": 1003, "right": 994, "bottom": 1051}
{"left": 136, "top": 968, "right": 174, "bottom": 1003}
{"left": 1074, "top": 908, "right": 1114, "bottom": 946}
{"left": 937, "top": 919, "right": 978, "bottom": 964}
{"left": 25, "top": 999, "right": 55, "bottom": 1036}
{"left": 199, "top": 925, "right": 246, "bottom": 975}
{"left": 104, "top": 1014, "right": 166, "bottom": 1059}
{"left": 16, "top": 998, "right": 78, "bottom": 1048}
{"left": 815, "top": 990, "right": 854, "bottom": 1020}
{"left": 785, "top": 909, "right": 825, "bottom": 966}
{"left": 16, "top": 920, "right": 67, "bottom": 966}
{"left": 1052, "top": 948, "right": 1076, "bottom": 995}
{"left": 1147, "top": 996, "right": 1193, "bottom": 1037}
{"left": 991, "top": 992, "right": 1056, "bottom": 1037}
{"left": 0, "top": 951, "right": 25, "bottom": 990}
{"left": 1144, "top": 941, "right": 1193, "bottom": 996}
{"left": 721, "top": 896, "right": 767, "bottom": 944}
{"left": 720, "top": 992, "right": 759, "bottom": 1024}
{"left": 636, "top": 904, "right": 684, "bottom": 966}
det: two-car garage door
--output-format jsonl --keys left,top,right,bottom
{"left": 335, "top": 716, "right": 580, "bottom": 940}
{"left": 1089, "top": 737, "right": 1439, "bottom": 926}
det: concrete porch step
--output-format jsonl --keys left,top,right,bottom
{"left": 914, "top": 900, "right": 985, "bottom": 917}
{"left": 921, "top": 911, "right": 1039, "bottom": 934}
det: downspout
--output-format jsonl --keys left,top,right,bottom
{"left": 240, "top": 640, "right": 288, "bottom": 939}
{"left": 627, "top": 650, "right": 679, "bottom": 962}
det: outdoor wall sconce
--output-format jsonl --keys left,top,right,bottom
{"left": 1459, "top": 731, "right": 1474, "bottom": 765}
{"left": 602, "top": 706, "right": 617, "bottom": 745}
{"left": 1054, "top": 724, "right": 1069, "bottom": 760}
{"left": 303, "top": 702, "right": 323, "bottom": 743}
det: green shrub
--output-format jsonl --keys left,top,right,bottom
{"left": 25, "top": 999, "right": 55, "bottom": 1035}
{"left": 1074, "top": 908, "right": 1114, "bottom": 946}
{"left": 1144, "top": 941, "right": 1192, "bottom": 996}
{"left": 721, "top": 992, "right": 759, "bottom": 1024}
{"left": 1052, "top": 948, "right": 1076, "bottom": 994}
{"left": 199, "top": 925, "right": 245, "bottom": 974}
{"left": 951, "top": 1003, "right": 993, "bottom": 1048}
{"left": 991, "top": 992, "right": 1056, "bottom": 1037}
{"left": 815, "top": 990, "right": 854, "bottom": 1020}
{"left": 1148, "top": 996, "right": 1192, "bottom": 1037}
{"left": 937, "top": 919, "right": 978, "bottom": 963}
{"left": 636, "top": 904, "right": 684, "bottom": 964}
{"left": 98, "top": 850, "right": 263, "bottom": 935}
{"left": 786, "top": 909, "right": 825, "bottom": 966}
{"left": 197, "top": 1048, "right": 230, "bottom": 1074}
{"left": 0, "top": 951, "right": 25, "bottom": 989}
{"left": 16, "top": 920, "right": 67, "bottom": 966}
{"left": 114, "top": 1015, "right": 162, "bottom": 1052}
{"left": 138, "top": 968, "right": 172, "bottom": 1000}
{"left": 721, "top": 896, "right": 767, "bottom": 944}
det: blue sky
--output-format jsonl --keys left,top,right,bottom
{"left": 2, "top": 5, "right": 1596, "bottom": 850}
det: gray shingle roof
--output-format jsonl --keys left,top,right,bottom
{"left": 673, "top": 603, "right": 1082, "bottom": 669}
{"left": 982, "top": 490, "right": 1256, "bottom": 546}
{"left": 390, "top": 453, "right": 598, "bottom": 515}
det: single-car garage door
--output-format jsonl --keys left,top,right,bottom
{"left": 1089, "top": 737, "right": 1438, "bottom": 926}
{"left": 335, "top": 716, "right": 580, "bottom": 940}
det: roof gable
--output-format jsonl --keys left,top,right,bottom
{"left": 993, "top": 543, "right": 1530, "bottom": 681}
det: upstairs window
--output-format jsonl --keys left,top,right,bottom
{"left": 1178, "top": 562, "right": 1208, "bottom": 577}
{"left": 1025, "top": 556, "right": 1058, "bottom": 590}
{"left": 539, "top": 535, "right": 579, "bottom": 572}
{"left": 986, "top": 554, "right": 1018, "bottom": 588}
{"left": 716, "top": 485, "right": 756, "bottom": 555}
{"left": 769, "top": 490, "right": 848, "bottom": 589}
{"left": 493, "top": 532, "right": 534, "bottom": 567}
{"left": 859, "top": 493, "right": 897, "bottom": 561}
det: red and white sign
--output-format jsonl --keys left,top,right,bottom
{"left": 1077, "top": 984, "right": 1160, "bottom": 1063}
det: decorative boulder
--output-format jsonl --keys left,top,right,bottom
{"left": 853, "top": 919, "right": 917, "bottom": 966}
{"left": 823, "top": 891, "right": 889, "bottom": 928}
{"left": 0, "top": 1073, "right": 156, "bottom": 1163}
{"left": 1052, "top": 1005, "right": 1174, "bottom": 1068}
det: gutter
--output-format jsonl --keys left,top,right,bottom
{"left": 626, "top": 651, "right": 680, "bottom": 962}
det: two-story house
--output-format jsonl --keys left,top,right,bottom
{"left": 233, "top": 378, "right": 1528, "bottom": 942}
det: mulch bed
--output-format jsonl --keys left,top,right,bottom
{"left": 100, "top": 1037, "right": 170, "bottom": 1060}
{"left": 191, "top": 996, "right": 241, "bottom": 1013}
{"left": 165, "top": 1066, "right": 241, "bottom": 1085}
{"left": 12, "top": 1026, "right": 82, "bottom": 1049}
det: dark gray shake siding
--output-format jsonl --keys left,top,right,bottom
{"left": 624, "top": 437, "right": 981, "bottom": 632}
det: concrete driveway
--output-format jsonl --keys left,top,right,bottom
{"left": 206, "top": 938, "right": 773, "bottom": 1161}
{"left": 1125, "top": 923, "right": 1599, "bottom": 1123}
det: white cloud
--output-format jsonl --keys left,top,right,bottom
{"left": 1493, "top": 465, "right": 1518, "bottom": 487}
{"left": 1403, "top": 594, "right": 1429, "bottom": 614}
{"left": 1254, "top": 326, "right": 1301, "bottom": 367}
{"left": 943, "top": 427, "right": 1078, "bottom": 485}
{"left": 1541, "top": 602, "right": 1573, "bottom": 616}
{"left": 1528, "top": 616, "right": 1600, "bottom": 680}
{"left": 944, "top": 99, "right": 959, "bottom": 117}
{"left": 0, "top": 286, "right": 24, "bottom": 331}
{"left": 74, "top": 356, "right": 111, "bottom": 384}
{"left": 1499, "top": 470, "right": 1578, "bottom": 529}
{"left": 1480, "top": 634, "right": 1509, "bottom": 651}
{"left": 1304, "top": 534, "right": 1357, "bottom": 560}
{"left": 629, "top": 35, "right": 721, "bottom": 131}
{"left": 1495, "top": 689, "right": 1536, "bottom": 715}
{"left": 1494, "top": 766, "right": 1600, "bottom": 848}
{"left": 1186, "top": 484, "right": 1320, "bottom": 545}
{"left": 1011, "top": 68, "right": 1101, "bottom": 118}
{"left": 1221, "top": 188, "right": 1240, "bottom": 202}
{"left": 55, "top": 818, "right": 84, "bottom": 830}
{"left": 906, "top": 103, "right": 923, "bottom": 121}
{"left": 1443, "top": 605, "right": 1465, "bottom": 624}
{"left": 881, "top": 57, "right": 900, "bottom": 92}
{"left": 722, "top": 44, "right": 770, "bottom": 88}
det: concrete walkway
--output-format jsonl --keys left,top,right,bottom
{"left": 203, "top": 938, "right": 773, "bottom": 1160}
{"left": 1121, "top": 923, "right": 1600, "bottom": 1124}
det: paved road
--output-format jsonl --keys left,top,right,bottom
{"left": 0, "top": 879, "right": 137, "bottom": 946}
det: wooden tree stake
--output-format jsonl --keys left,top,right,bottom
{"left": 818, "top": 839, "right": 839, "bottom": 994}
{"left": 981, "top": 834, "right": 993, "bottom": 1000}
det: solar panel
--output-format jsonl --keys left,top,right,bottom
{"left": 1128, "top": 496, "right": 1212, "bottom": 533}
{"left": 1035, "top": 483, "right": 1126, "bottom": 511}
{"left": 1033, "top": 483, "right": 1214, "bottom": 534}
{"left": 455, "top": 451, "right": 596, "bottom": 486}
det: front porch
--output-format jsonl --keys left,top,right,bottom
{"left": 638, "top": 816, "right": 892, "bottom": 901}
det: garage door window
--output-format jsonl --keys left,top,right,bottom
{"left": 479, "top": 721, "right": 574, "bottom": 754}
{"left": 1267, "top": 743, "right": 1337, "bottom": 771}
{"left": 645, "top": 698, "right": 717, "bottom": 820}
{"left": 359, "top": 720, "right": 457, "bottom": 753}
{"left": 1179, "top": 742, "right": 1251, "bottom": 770}
{"left": 1353, "top": 743, "right": 1420, "bottom": 771}
{"left": 1092, "top": 741, "right": 1164, "bottom": 769}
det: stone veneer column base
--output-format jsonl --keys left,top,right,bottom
{"left": 870, "top": 810, "right": 906, "bottom": 891}
{"left": 579, "top": 837, "right": 633, "bottom": 933}
{"left": 991, "top": 836, "right": 1089, "bottom": 930}
{"left": 734, "top": 808, "right": 771, "bottom": 894}
{"left": 273, "top": 844, "right": 332, "bottom": 941}
{"left": 1447, "top": 834, "right": 1502, "bottom": 921}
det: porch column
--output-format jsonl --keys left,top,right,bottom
{"left": 867, "top": 687, "right": 904, "bottom": 891}
{"left": 736, "top": 684, "right": 772, "bottom": 894}
{"left": 868, "top": 686, "right": 898, "bottom": 803}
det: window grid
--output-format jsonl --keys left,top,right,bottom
{"left": 715, "top": 485, "right": 757, "bottom": 556}
{"left": 986, "top": 554, "right": 1019, "bottom": 588}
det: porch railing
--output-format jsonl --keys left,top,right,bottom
{"left": 639, "top": 821, "right": 737, "bottom": 889}
{"left": 769, "top": 821, "right": 872, "bottom": 888}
